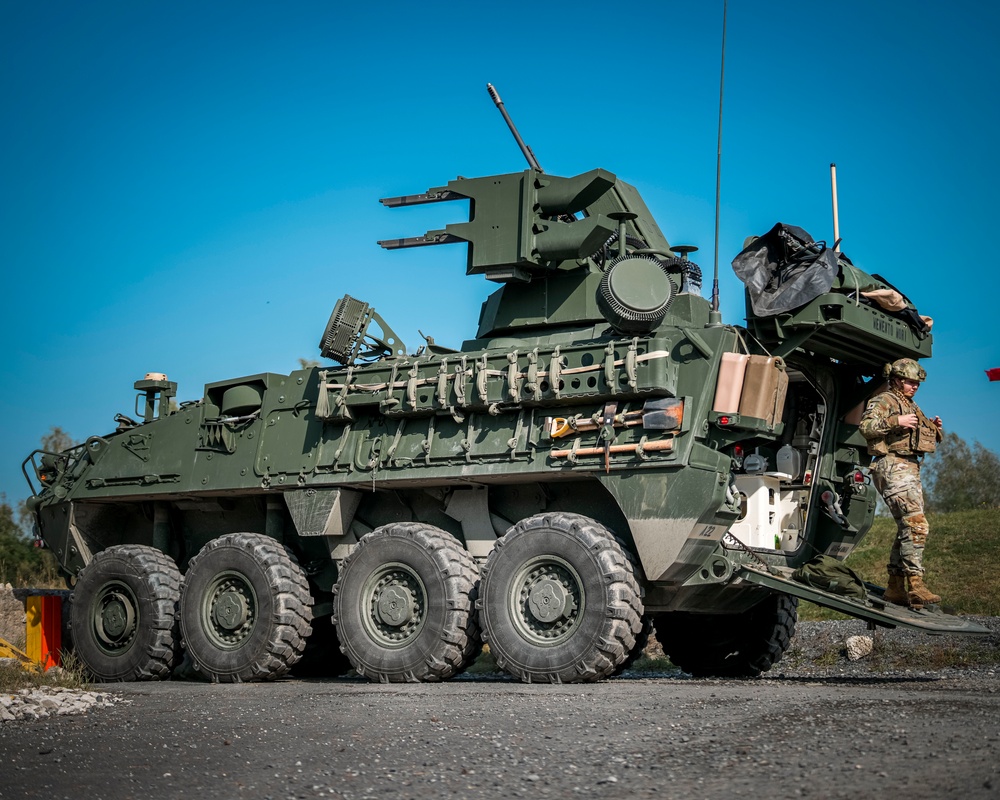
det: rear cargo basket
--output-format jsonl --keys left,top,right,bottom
{"left": 746, "top": 293, "right": 932, "bottom": 367}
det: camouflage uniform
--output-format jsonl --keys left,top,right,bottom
{"left": 859, "top": 386, "right": 941, "bottom": 577}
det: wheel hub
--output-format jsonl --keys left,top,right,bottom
{"left": 510, "top": 555, "right": 584, "bottom": 646}
{"left": 527, "top": 578, "right": 572, "bottom": 623}
{"left": 203, "top": 572, "right": 257, "bottom": 649}
{"left": 213, "top": 590, "right": 249, "bottom": 631}
{"left": 94, "top": 584, "right": 138, "bottom": 653}
{"left": 361, "top": 563, "right": 426, "bottom": 647}
{"left": 101, "top": 596, "right": 128, "bottom": 637}
{"left": 375, "top": 584, "right": 415, "bottom": 627}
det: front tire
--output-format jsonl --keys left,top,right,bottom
{"left": 654, "top": 593, "right": 798, "bottom": 678}
{"left": 333, "top": 523, "right": 480, "bottom": 682}
{"left": 70, "top": 545, "right": 182, "bottom": 682}
{"left": 478, "top": 512, "right": 643, "bottom": 684}
{"left": 180, "top": 533, "right": 312, "bottom": 683}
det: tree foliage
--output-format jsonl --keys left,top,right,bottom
{"left": 0, "top": 496, "right": 58, "bottom": 586}
{"left": 40, "top": 426, "right": 77, "bottom": 453}
{"left": 2, "top": 427, "right": 75, "bottom": 585}
{"left": 924, "top": 432, "right": 1000, "bottom": 512}
{"left": 16, "top": 427, "right": 80, "bottom": 530}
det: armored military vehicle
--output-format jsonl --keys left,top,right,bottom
{"left": 22, "top": 100, "right": 985, "bottom": 684}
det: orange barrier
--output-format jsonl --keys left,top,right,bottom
{"left": 25, "top": 595, "right": 62, "bottom": 670}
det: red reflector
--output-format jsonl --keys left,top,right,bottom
{"left": 719, "top": 416, "right": 730, "bottom": 425}
{"left": 854, "top": 471, "right": 865, "bottom": 483}
{"left": 734, "top": 445, "right": 743, "bottom": 457}
{"left": 804, "top": 471, "right": 813, "bottom": 485}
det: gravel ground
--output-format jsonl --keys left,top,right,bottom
{"left": 1, "top": 604, "right": 998, "bottom": 798}
{"left": 1, "top": 664, "right": 997, "bottom": 800}
{"left": 760, "top": 614, "right": 1000, "bottom": 680}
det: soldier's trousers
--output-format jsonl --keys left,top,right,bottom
{"left": 870, "top": 454, "right": 930, "bottom": 576}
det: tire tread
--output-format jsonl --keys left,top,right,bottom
{"left": 333, "top": 523, "right": 480, "bottom": 683}
{"left": 70, "top": 545, "right": 182, "bottom": 682}
{"left": 182, "top": 532, "right": 312, "bottom": 683}
{"left": 480, "top": 512, "right": 644, "bottom": 684}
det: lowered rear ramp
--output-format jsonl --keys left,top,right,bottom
{"left": 738, "top": 564, "right": 990, "bottom": 635}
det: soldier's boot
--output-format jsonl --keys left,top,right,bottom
{"left": 883, "top": 574, "right": 909, "bottom": 606}
{"left": 907, "top": 574, "right": 941, "bottom": 606}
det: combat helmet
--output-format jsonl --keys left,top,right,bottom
{"left": 883, "top": 358, "right": 927, "bottom": 382}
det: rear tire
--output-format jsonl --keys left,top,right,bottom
{"left": 654, "top": 593, "right": 797, "bottom": 678}
{"left": 180, "top": 533, "right": 312, "bottom": 683}
{"left": 70, "top": 545, "right": 182, "bottom": 682}
{"left": 612, "top": 613, "right": 652, "bottom": 677}
{"left": 478, "top": 512, "right": 643, "bottom": 683}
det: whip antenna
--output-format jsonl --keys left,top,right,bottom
{"left": 709, "top": 0, "right": 728, "bottom": 326}
{"left": 487, "top": 83, "right": 543, "bottom": 172}
{"left": 830, "top": 162, "right": 841, "bottom": 252}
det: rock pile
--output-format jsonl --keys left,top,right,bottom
{"left": 0, "top": 685, "right": 120, "bottom": 722}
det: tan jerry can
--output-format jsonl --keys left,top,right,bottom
{"left": 712, "top": 352, "right": 749, "bottom": 414}
{"left": 738, "top": 355, "right": 788, "bottom": 426}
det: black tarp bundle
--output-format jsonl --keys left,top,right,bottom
{"left": 732, "top": 223, "right": 839, "bottom": 316}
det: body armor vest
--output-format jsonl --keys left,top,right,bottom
{"left": 867, "top": 390, "right": 939, "bottom": 457}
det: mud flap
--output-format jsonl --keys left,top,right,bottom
{"left": 737, "top": 564, "right": 990, "bottom": 635}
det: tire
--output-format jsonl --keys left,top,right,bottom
{"left": 180, "top": 533, "right": 312, "bottom": 683}
{"left": 654, "top": 593, "right": 798, "bottom": 678}
{"left": 332, "top": 523, "right": 480, "bottom": 683}
{"left": 478, "top": 512, "right": 643, "bottom": 684}
{"left": 70, "top": 545, "right": 182, "bottom": 682}
{"left": 612, "top": 613, "right": 652, "bottom": 677}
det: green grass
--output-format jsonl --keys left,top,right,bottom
{"left": 626, "top": 655, "right": 681, "bottom": 674}
{"left": 869, "top": 637, "right": 1000, "bottom": 671}
{"left": 800, "top": 509, "right": 1000, "bottom": 620}
{"left": 463, "top": 646, "right": 499, "bottom": 675}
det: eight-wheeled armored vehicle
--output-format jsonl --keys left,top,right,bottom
{"left": 22, "top": 125, "right": 986, "bottom": 684}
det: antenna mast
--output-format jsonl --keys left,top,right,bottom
{"left": 830, "top": 163, "right": 841, "bottom": 252}
{"left": 709, "top": 0, "right": 728, "bottom": 326}
{"left": 487, "top": 83, "right": 543, "bottom": 173}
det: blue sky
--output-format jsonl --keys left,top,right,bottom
{"left": 2, "top": 1, "right": 998, "bottom": 512}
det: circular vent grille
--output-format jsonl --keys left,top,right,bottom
{"left": 596, "top": 255, "right": 676, "bottom": 333}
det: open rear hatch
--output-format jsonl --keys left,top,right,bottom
{"left": 738, "top": 564, "right": 991, "bottom": 635}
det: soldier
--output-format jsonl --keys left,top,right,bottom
{"left": 859, "top": 358, "right": 943, "bottom": 607}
